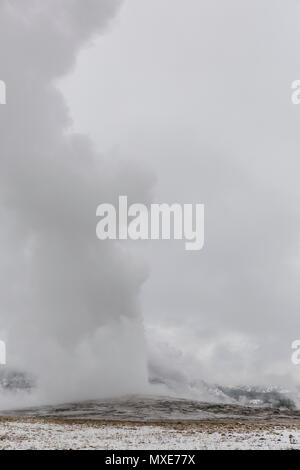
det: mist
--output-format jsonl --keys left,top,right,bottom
{"left": 60, "top": 0, "right": 300, "bottom": 401}
{"left": 2, "top": 0, "right": 300, "bottom": 410}
{"left": 0, "top": 0, "right": 153, "bottom": 406}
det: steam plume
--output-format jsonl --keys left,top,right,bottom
{"left": 0, "top": 0, "right": 152, "bottom": 405}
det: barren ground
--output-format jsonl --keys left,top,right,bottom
{"left": 0, "top": 417, "right": 300, "bottom": 450}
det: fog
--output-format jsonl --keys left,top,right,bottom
{"left": 60, "top": 0, "right": 300, "bottom": 398}
{"left": 0, "top": 0, "right": 152, "bottom": 405}
{"left": 1, "top": 0, "right": 300, "bottom": 408}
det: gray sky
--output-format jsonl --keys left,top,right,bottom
{"left": 1, "top": 0, "right": 300, "bottom": 405}
{"left": 60, "top": 0, "right": 300, "bottom": 393}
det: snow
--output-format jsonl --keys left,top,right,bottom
{"left": 0, "top": 419, "right": 300, "bottom": 450}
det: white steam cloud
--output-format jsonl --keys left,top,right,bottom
{"left": 0, "top": 0, "right": 153, "bottom": 406}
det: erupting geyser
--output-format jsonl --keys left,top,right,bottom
{"left": 0, "top": 0, "right": 152, "bottom": 405}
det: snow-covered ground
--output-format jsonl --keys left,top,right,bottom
{"left": 0, "top": 419, "right": 300, "bottom": 450}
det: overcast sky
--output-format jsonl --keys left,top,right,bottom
{"left": 1, "top": 0, "right": 300, "bottom": 406}
{"left": 60, "top": 0, "right": 300, "bottom": 393}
